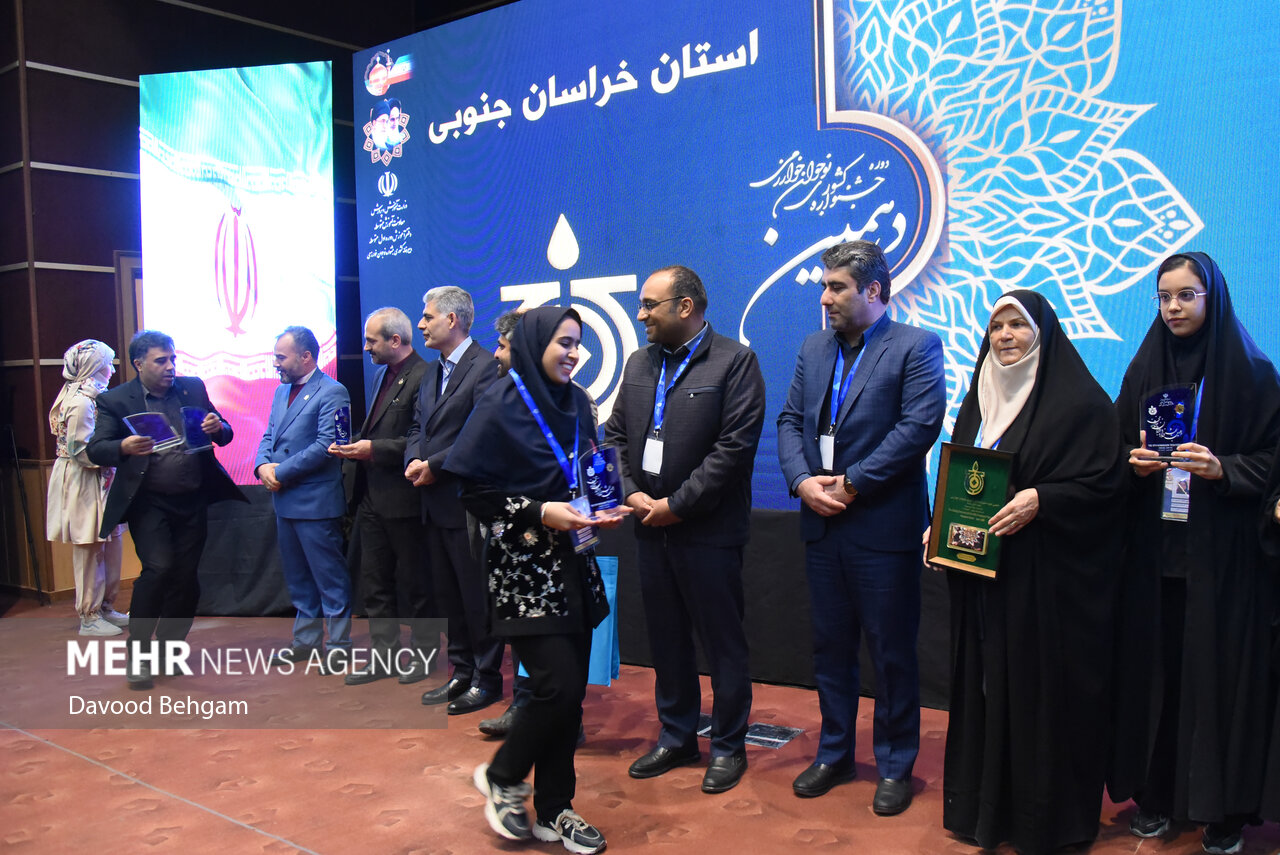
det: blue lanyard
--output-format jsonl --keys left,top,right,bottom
{"left": 828, "top": 344, "right": 866, "bottom": 432}
{"left": 508, "top": 370, "right": 579, "bottom": 493}
{"left": 975, "top": 423, "right": 1001, "bottom": 450}
{"left": 652, "top": 326, "right": 708, "bottom": 435}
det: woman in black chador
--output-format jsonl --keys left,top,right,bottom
{"left": 446, "top": 307, "right": 626, "bottom": 855}
{"left": 942, "top": 291, "right": 1124, "bottom": 855}
{"left": 1109, "top": 252, "right": 1280, "bottom": 855}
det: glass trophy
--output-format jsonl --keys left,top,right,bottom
{"left": 181, "top": 406, "right": 213, "bottom": 453}
{"left": 334, "top": 405, "right": 352, "bottom": 445}
{"left": 1141, "top": 384, "right": 1197, "bottom": 460}
{"left": 122, "top": 412, "right": 184, "bottom": 452}
{"left": 581, "top": 443, "right": 624, "bottom": 512}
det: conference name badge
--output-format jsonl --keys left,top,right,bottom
{"left": 569, "top": 495, "right": 599, "bottom": 553}
{"left": 1162, "top": 467, "right": 1191, "bottom": 522}
{"left": 642, "top": 436, "right": 663, "bottom": 475}
{"left": 819, "top": 433, "right": 835, "bottom": 471}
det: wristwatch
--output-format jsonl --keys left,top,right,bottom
{"left": 842, "top": 476, "right": 858, "bottom": 498}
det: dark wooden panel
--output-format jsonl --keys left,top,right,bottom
{"left": 0, "top": 366, "right": 41, "bottom": 458}
{"left": 0, "top": 269, "right": 33, "bottom": 360}
{"left": 0, "top": 0, "right": 16, "bottom": 68}
{"left": 25, "top": 0, "right": 365, "bottom": 80}
{"left": 0, "top": 169, "right": 27, "bottom": 265}
{"left": 26, "top": 69, "right": 140, "bottom": 172}
{"left": 33, "top": 268, "right": 121, "bottom": 357}
{"left": 30, "top": 169, "right": 139, "bottom": 265}
{"left": 0, "top": 68, "right": 21, "bottom": 166}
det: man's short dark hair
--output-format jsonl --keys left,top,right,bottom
{"left": 494, "top": 309, "right": 523, "bottom": 339}
{"left": 654, "top": 265, "right": 708, "bottom": 313}
{"left": 279, "top": 325, "right": 320, "bottom": 360}
{"left": 129, "top": 330, "right": 175, "bottom": 365}
{"left": 821, "top": 241, "right": 892, "bottom": 303}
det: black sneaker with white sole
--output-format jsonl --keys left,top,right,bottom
{"left": 1201, "top": 822, "right": 1243, "bottom": 855}
{"left": 533, "top": 808, "right": 606, "bottom": 854}
{"left": 1129, "top": 808, "right": 1170, "bottom": 838}
{"left": 472, "top": 763, "right": 532, "bottom": 841}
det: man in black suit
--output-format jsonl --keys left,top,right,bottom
{"left": 87, "top": 329, "right": 247, "bottom": 689}
{"left": 404, "top": 286, "right": 502, "bottom": 715}
{"left": 330, "top": 307, "right": 435, "bottom": 687}
{"left": 603, "top": 265, "right": 766, "bottom": 794}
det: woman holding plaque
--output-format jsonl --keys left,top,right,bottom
{"left": 942, "top": 291, "right": 1124, "bottom": 855}
{"left": 446, "top": 307, "right": 626, "bottom": 855}
{"left": 1110, "top": 252, "right": 1280, "bottom": 855}
{"left": 46, "top": 339, "right": 130, "bottom": 637}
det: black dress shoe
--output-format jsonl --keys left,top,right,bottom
{"left": 478, "top": 704, "right": 520, "bottom": 737}
{"left": 793, "top": 762, "right": 857, "bottom": 797}
{"left": 398, "top": 654, "right": 432, "bottom": 685}
{"left": 702, "top": 753, "right": 747, "bottom": 794}
{"left": 872, "top": 777, "right": 913, "bottom": 816}
{"left": 421, "top": 676, "right": 468, "bottom": 706}
{"left": 316, "top": 649, "right": 350, "bottom": 676}
{"left": 628, "top": 745, "right": 701, "bottom": 779}
{"left": 344, "top": 664, "right": 392, "bottom": 686}
{"left": 448, "top": 686, "right": 500, "bottom": 715}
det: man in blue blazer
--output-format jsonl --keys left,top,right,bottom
{"left": 777, "top": 240, "right": 945, "bottom": 815}
{"left": 404, "top": 286, "right": 502, "bottom": 715}
{"left": 255, "top": 325, "right": 352, "bottom": 669}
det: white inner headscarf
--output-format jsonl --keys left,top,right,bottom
{"left": 48, "top": 339, "right": 115, "bottom": 434}
{"left": 976, "top": 295, "right": 1041, "bottom": 448}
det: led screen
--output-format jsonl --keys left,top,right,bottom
{"left": 353, "top": 1, "right": 1279, "bottom": 509}
{"left": 140, "top": 61, "right": 335, "bottom": 484}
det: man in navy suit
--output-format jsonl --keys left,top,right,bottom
{"left": 777, "top": 240, "right": 945, "bottom": 815}
{"left": 404, "top": 286, "right": 502, "bottom": 715}
{"left": 88, "top": 329, "right": 247, "bottom": 689}
{"left": 255, "top": 325, "right": 352, "bottom": 670}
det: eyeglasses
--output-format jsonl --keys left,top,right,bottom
{"left": 1153, "top": 289, "right": 1207, "bottom": 307}
{"left": 638, "top": 296, "right": 682, "bottom": 313}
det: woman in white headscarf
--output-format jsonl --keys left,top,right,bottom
{"left": 46, "top": 339, "right": 128, "bottom": 636}
{"left": 942, "top": 291, "right": 1125, "bottom": 855}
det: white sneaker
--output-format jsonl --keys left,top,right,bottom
{"left": 79, "top": 615, "right": 123, "bottom": 637}
{"left": 472, "top": 762, "right": 532, "bottom": 841}
{"left": 533, "top": 808, "right": 607, "bottom": 854}
{"left": 98, "top": 607, "right": 129, "bottom": 628}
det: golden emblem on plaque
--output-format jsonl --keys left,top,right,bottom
{"left": 965, "top": 460, "right": 985, "bottom": 497}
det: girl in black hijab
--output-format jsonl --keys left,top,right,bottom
{"left": 1109, "top": 252, "right": 1280, "bottom": 855}
{"left": 446, "top": 306, "right": 626, "bottom": 855}
{"left": 943, "top": 291, "right": 1125, "bottom": 854}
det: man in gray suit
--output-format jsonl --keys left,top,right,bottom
{"left": 330, "top": 307, "right": 435, "bottom": 686}
{"left": 604, "top": 265, "right": 766, "bottom": 794}
{"left": 405, "top": 286, "right": 502, "bottom": 715}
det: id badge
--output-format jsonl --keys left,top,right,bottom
{"left": 569, "top": 495, "right": 599, "bottom": 553}
{"left": 1161, "top": 467, "right": 1191, "bottom": 522}
{"left": 819, "top": 433, "right": 835, "bottom": 472}
{"left": 643, "top": 436, "right": 663, "bottom": 475}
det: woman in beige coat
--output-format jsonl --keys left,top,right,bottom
{"left": 46, "top": 339, "right": 128, "bottom": 636}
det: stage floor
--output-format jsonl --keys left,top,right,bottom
{"left": 3, "top": 596, "right": 1277, "bottom": 855}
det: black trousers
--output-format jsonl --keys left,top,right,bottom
{"left": 124, "top": 489, "right": 207, "bottom": 644}
{"left": 636, "top": 538, "right": 752, "bottom": 756}
{"left": 356, "top": 501, "right": 437, "bottom": 655}
{"left": 488, "top": 630, "right": 591, "bottom": 821}
{"left": 427, "top": 520, "right": 502, "bottom": 692}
